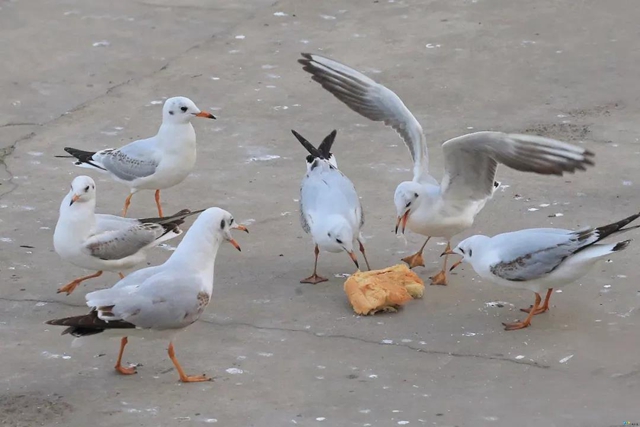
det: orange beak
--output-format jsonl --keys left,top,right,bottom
{"left": 228, "top": 238, "right": 242, "bottom": 252}
{"left": 234, "top": 224, "right": 249, "bottom": 233}
{"left": 449, "top": 260, "right": 463, "bottom": 272}
{"left": 348, "top": 251, "right": 359, "bottom": 269}
{"left": 194, "top": 111, "right": 216, "bottom": 119}
{"left": 70, "top": 194, "right": 80, "bottom": 205}
{"left": 440, "top": 249, "right": 456, "bottom": 257}
{"left": 395, "top": 210, "right": 410, "bottom": 234}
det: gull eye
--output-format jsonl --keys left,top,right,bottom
{"left": 230, "top": 218, "right": 234, "bottom": 224}
{"left": 327, "top": 232, "right": 331, "bottom": 237}
{"left": 181, "top": 106, "right": 188, "bottom": 112}
{"left": 460, "top": 248, "right": 465, "bottom": 255}
{"left": 84, "top": 186, "right": 90, "bottom": 192}
{"left": 336, "top": 238, "right": 343, "bottom": 244}
{"left": 220, "top": 219, "right": 226, "bottom": 229}
{"left": 405, "top": 201, "right": 411, "bottom": 208}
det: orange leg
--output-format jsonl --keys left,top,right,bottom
{"left": 154, "top": 190, "right": 164, "bottom": 217}
{"left": 503, "top": 293, "right": 541, "bottom": 331}
{"left": 301, "top": 245, "right": 328, "bottom": 284}
{"left": 521, "top": 288, "right": 553, "bottom": 315}
{"left": 402, "top": 237, "right": 430, "bottom": 269}
{"left": 57, "top": 270, "right": 103, "bottom": 295}
{"left": 114, "top": 337, "right": 137, "bottom": 375}
{"left": 168, "top": 342, "right": 210, "bottom": 382}
{"left": 118, "top": 272, "right": 125, "bottom": 279}
{"left": 122, "top": 193, "right": 134, "bottom": 217}
{"left": 430, "top": 241, "right": 450, "bottom": 286}
{"left": 358, "top": 240, "right": 372, "bottom": 271}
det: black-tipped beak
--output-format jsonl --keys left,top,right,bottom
{"left": 440, "top": 249, "right": 456, "bottom": 257}
{"left": 70, "top": 194, "right": 80, "bottom": 206}
{"left": 395, "top": 211, "right": 410, "bottom": 234}
{"left": 449, "top": 260, "right": 463, "bottom": 272}
{"left": 234, "top": 224, "right": 249, "bottom": 233}
{"left": 228, "top": 238, "right": 241, "bottom": 252}
{"left": 194, "top": 111, "right": 216, "bottom": 119}
{"left": 348, "top": 251, "right": 359, "bottom": 269}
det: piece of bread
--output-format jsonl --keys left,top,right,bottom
{"left": 344, "top": 264, "right": 425, "bottom": 315}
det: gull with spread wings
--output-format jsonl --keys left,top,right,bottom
{"left": 299, "top": 53, "right": 595, "bottom": 285}
{"left": 58, "top": 96, "right": 216, "bottom": 217}
{"left": 54, "top": 175, "right": 202, "bottom": 295}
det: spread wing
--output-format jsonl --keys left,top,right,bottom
{"left": 299, "top": 53, "right": 432, "bottom": 184}
{"left": 440, "top": 132, "right": 595, "bottom": 204}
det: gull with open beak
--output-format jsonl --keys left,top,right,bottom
{"left": 57, "top": 96, "right": 216, "bottom": 217}
{"left": 446, "top": 212, "right": 639, "bottom": 330}
{"left": 299, "top": 53, "right": 595, "bottom": 286}
{"left": 294, "top": 129, "right": 371, "bottom": 284}
{"left": 54, "top": 175, "right": 204, "bottom": 295}
{"left": 47, "top": 207, "right": 248, "bottom": 381}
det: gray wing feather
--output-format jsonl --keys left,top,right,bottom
{"left": 441, "top": 132, "right": 594, "bottom": 203}
{"left": 489, "top": 228, "right": 598, "bottom": 281}
{"left": 299, "top": 53, "right": 432, "bottom": 183}
{"left": 96, "top": 149, "right": 158, "bottom": 181}
{"left": 84, "top": 224, "right": 165, "bottom": 260}
{"left": 86, "top": 273, "right": 207, "bottom": 330}
{"left": 86, "top": 270, "right": 209, "bottom": 330}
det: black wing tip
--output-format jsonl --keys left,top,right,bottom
{"left": 613, "top": 239, "right": 632, "bottom": 252}
{"left": 291, "top": 129, "right": 322, "bottom": 158}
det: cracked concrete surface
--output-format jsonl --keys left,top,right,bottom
{"left": 1, "top": 0, "right": 639, "bottom": 426}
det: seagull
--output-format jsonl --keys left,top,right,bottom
{"left": 46, "top": 207, "right": 248, "bottom": 381}
{"left": 298, "top": 53, "right": 595, "bottom": 285}
{"left": 293, "top": 129, "right": 370, "bottom": 284}
{"left": 445, "top": 212, "right": 640, "bottom": 330}
{"left": 58, "top": 96, "right": 216, "bottom": 217}
{"left": 54, "top": 175, "right": 202, "bottom": 295}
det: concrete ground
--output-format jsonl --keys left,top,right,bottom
{"left": 1, "top": 0, "right": 639, "bottom": 425}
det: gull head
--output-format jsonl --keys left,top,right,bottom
{"left": 318, "top": 217, "right": 359, "bottom": 269}
{"left": 68, "top": 175, "right": 96, "bottom": 206}
{"left": 446, "top": 235, "right": 490, "bottom": 271}
{"left": 162, "top": 96, "right": 216, "bottom": 124}
{"left": 394, "top": 181, "right": 422, "bottom": 234}
{"left": 197, "top": 207, "right": 249, "bottom": 251}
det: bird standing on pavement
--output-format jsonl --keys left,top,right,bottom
{"left": 446, "top": 212, "right": 640, "bottom": 330}
{"left": 294, "top": 129, "right": 370, "bottom": 284}
{"left": 47, "top": 207, "right": 248, "bottom": 381}
{"left": 59, "top": 96, "right": 216, "bottom": 217}
{"left": 54, "top": 175, "right": 202, "bottom": 295}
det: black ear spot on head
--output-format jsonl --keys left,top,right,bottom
{"left": 169, "top": 111, "right": 174, "bottom": 115}
{"left": 220, "top": 219, "right": 226, "bottom": 229}
{"left": 469, "top": 249, "right": 473, "bottom": 256}
{"left": 414, "top": 192, "right": 419, "bottom": 198}
{"left": 181, "top": 106, "right": 188, "bottom": 112}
